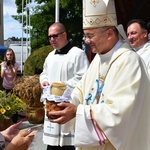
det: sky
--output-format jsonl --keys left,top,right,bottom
{"left": 3, "top": 0, "right": 37, "bottom": 40}
{"left": 3, "top": 0, "right": 23, "bottom": 40}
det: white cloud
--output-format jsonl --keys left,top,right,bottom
{"left": 3, "top": 0, "right": 39, "bottom": 40}
{"left": 3, "top": 0, "right": 27, "bottom": 40}
{"left": 3, "top": 0, "right": 17, "bottom": 16}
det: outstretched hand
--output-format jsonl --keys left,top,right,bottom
{"left": 4, "top": 129, "right": 36, "bottom": 150}
{"left": 1, "top": 121, "right": 22, "bottom": 142}
{"left": 47, "top": 102, "right": 77, "bottom": 124}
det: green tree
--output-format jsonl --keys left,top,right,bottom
{"left": 13, "top": 0, "right": 83, "bottom": 51}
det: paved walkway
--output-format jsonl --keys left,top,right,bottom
{"left": 16, "top": 113, "right": 47, "bottom": 150}
{"left": 20, "top": 121, "right": 47, "bottom": 150}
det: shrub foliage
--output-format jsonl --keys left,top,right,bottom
{"left": 24, "top": 45, "right": 53, "bottom": 75}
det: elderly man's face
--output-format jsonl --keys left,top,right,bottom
{"left": 83, "top": 27, "right": 112, "bottom": 54}
{"left": 127, "top": 23, "right": 148, "bottom": 49}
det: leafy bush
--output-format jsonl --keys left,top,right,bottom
{"left": 23, "top": 45, "right": 53, "bottom": 75}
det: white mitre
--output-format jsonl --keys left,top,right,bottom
{"left": 83, "top": 0, "right": 117, "bottom": 29}
{"left": 83, "top": 0, "right": 129, "bottom": 43}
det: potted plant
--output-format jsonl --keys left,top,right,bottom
{"left": 0, "top": 91, "right": 26, "bottom": 130}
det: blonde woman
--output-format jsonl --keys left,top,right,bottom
{"left": 1, "top": 48, "right": 19, "bottom": 94}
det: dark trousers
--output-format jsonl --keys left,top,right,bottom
{"left": 47, "top": 145, "right": 75, "bottom": 150}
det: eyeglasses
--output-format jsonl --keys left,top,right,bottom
{"left": 83, "top": 27, "right": 111, "bottom": 40}
{"left": 48, "top": 31, "right": 64, "bottom": 40}
{"left": 83, "top": 34, "right": 95, "bottom": 40}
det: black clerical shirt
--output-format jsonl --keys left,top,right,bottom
{"left": 55, "top": 42, "right": 73, "bottom": 54}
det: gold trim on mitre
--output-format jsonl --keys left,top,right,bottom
{"left": 83, "top": 0, "right": 117, "bottom": 29}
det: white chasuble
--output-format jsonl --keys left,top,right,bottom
{"left": 136, "top": 41, "right": 150, "bottom": 78}
{"left": 71, "top": 42, "right": 150, "bottom": 150}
